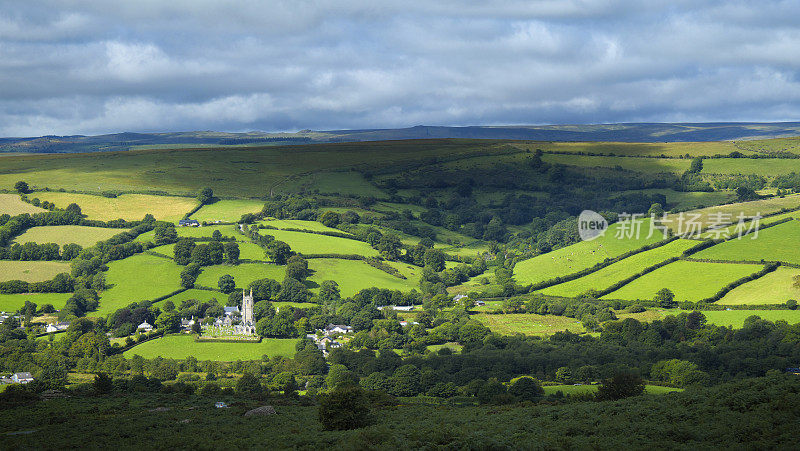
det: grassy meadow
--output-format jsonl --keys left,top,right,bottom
{"left": 35, "top": 192, "right": 197, "bottom": 221}
{"left": 0, "top": 193, "right": 45, "bottom": 215}
{"left": 263, "top": 229, "right": 378, "bottom": 257}
{"left": 542, "top": 384, "right": 681, "bottom": 396}
{"left": 158, "top": 289, "right": 227, "bottom": 307}
{"left": 122, "top": 334, "right": 297, "bottom": 360}
{"left": 260, "top": 218, "right": 343, "bottom": 233}
{"left": 97, "top": 254, "right": 184, "bottom": 316}
{"left": 194, "top": 263, "right": 286, "bottom": 290}
{"left": 0, "top": 292, "right": 70, "bottom": 312}
{"left": 190, "top": 199, "right": 264, "bottom": 222}
{"left": 717, "top": 266, "right": 800, "bottom": 305}
{"left": 542, "top": 154, "right": 690, "bottom": 173}
{"left": 664, "top": 194, "right": 800, "bottom": 234}
{"left": 13, "top": 225, "right": 127, "bottom": 247}
{"left": 514, "top": 219, "right": 663, "bottom": 285}
{"left": 602, "top": 260, "right": 761, "bottom": 302}
{"left": 693, "top": 220, "right": 800, "bottom": 264}
{"left": 0, "top": 260, "right": 70, "bottom": 282}
{"left": 307, "top": 258, "right": 420, "bottom": 297}
{"left": 136, "top": 224, "right": 246, "bottom": 244}
{"left": 474, "top": 313, "right": 585, "bottom": 335}
{"left": 539, "top": 239, "right": 698, "bottom": 297}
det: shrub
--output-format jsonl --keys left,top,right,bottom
{"left": 318, "top": 384, "right": 371, "bottom": 430}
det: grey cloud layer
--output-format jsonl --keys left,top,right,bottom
{"left": 1, "top": 0, "right": 799, "bottom": 136}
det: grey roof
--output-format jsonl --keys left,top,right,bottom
{"left": 13, "top": 372, "right": 33, "bottom": 379}
{"left": 224, "top": 306, "right": 240, "bottom": 314}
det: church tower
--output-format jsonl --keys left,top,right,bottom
{"left": 242, "top": 289, "right": 254, "bottom": 325}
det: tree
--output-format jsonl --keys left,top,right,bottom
{"left": 155, "top": 311, "right": 181, "bottom": 333}
{"left": 319, "top": 211, "right": 340, "bottom": 228}
{"left": 555, "top": 367, "right": 573, "bottom": 383}
{"left": 596, "top": 373, "right": 645, "bottom": 401}
{"left": 197, "top": 187, "right": 214, "bottom": 205}
{"left": 65, "top": 203, "right": 82, "bottom": 216}
{"left": 94, "top": 372, "right": 113, "bottom": 394}
{"left": 285, "top": 256, "right": 309, "bottom": 280}
{"left": 154, "top": 223, "right": 178, "bottom": 246}
{"left": 266, "top": 240, "right": 293, "bottom": 265}
{"left": 477, "top": 378, "right": 507, "bottom": 404}
{"left": 318, "top": 384, "right": 370, "bottom": 430}
{"left": 376, "top": 234, "right": 402, "bottom": 260}
{"left": 190, "top": 244, "right": 212, "bottom": 266}
{"left": 223, "top": 241, "right": 240, "bottom": 264}
{"left": 648, "top": 203, "right": 665, "bottom": 218}
{"left": 218, "top": 275, "right": 236, "bottom": 293}
{"left": 235, "top": 372, "right": 263, "bottom": 396}
{"left": 423, "top": 248, "right": 446, "bottom": 272}
{"left": 318, "top": 280, "right": 341, "bottom": 304}
{"left": 14, "top": 181, "right": 29, "bottom": 194}
{"left": 211, "top": 230, "right": 223, "bottom": 241}
{"left": 173, "top": 239, "right": 196, "bottom": 265}
{"left": 654, "top": 288, "right": 676, "bottom": 308}
{"left": 277, "top": 278, "right": 310, "bottom": 303}
{"left": 207, "top": 241, "right": 224, "bottom": 265}
{"left": 180, "top": 263, "right": 202, "bottom": 289}
{"left": 326, "top": 364, "right": 359, "bottom": 389}
{"left": 390, "top": 364, "right": 422, "bottom": 396}
{"left": 508, "top": 376, "right": 544, "bottom": 402}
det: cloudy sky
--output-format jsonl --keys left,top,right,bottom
{"left": 1, "top": 0, "right": 799, "bottom": 136}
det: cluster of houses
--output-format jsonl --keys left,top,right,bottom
{"left": 307, "top": 324, "right": 354, "bottom": 355}
{"left": 1, "top": 372, "right": 34, "bottom": 385}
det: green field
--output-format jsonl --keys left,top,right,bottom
{"left": 0, "top": 193, "right": 45, "bottom": 215}
{"left": 703, "top": 158, "right": 800, "bottom": 176}
{"left": 542, "top": 154, "right": 690, "bottom": 173}
{"left": 280, "top": 171, "right": 387, "bottom": 197}
{"left": 158, "top": 289, "right": 227, "bottom": 307}
{"left": 514, "top": 219, "right": 663, "bottom": 285}
{"left": 263, "top": 230, "right": 379, "bottom": 257}
{"left": 190, "top": 199, "right": 264, "bottom": 222}
{"left": 665, "top": 194, "right": 800, "bottom": 234}
{"left": 527, "top": 140, "right": 743, "bottom": 158}
{"left": 602, "top": 261, "right": 762, "bottom": 302}
{"left": 136, "top": 224, "right": 246, "bottom": 243}
{"left": 540, "top": 239, "right": 698, "bottom": 297}
{"left": 0, "top": 260, "right": 70, "bottom": 282}
{"left": 717, "top": 266, "right": 800, "bottom": 305}
{"left": 14, "top": 225, "right": 127, "bottom": 247}
{"left": 122, "top": 334, "right": 297, "bottom": 360}
{"left": 260, "top": 219, "right": 344, "bottom": 233}
{"left": 35, "top": 192, "right": 198, "bottom": 221}
{"left": 0, "top": 293, "right": 70, "bottom": 312}
{"left": 474, "top": 313, "right": 585, "bottom": 335}
{"left": 693, "top": 220, "right": 800, "bottom": 264}
{"left": 237, "top": 242, "right": 268, "bottom": 261}
{"left": 308, "top": 258, "right": 421, "bottom": 297}
{"left": 701, "top": 310, "right": 800, "bottom": 328}
{"left": 194, "top": 263, "right": 286, "bottom": 289}
{"left": 97, "top": 254, "right": 184, "bottom": 316}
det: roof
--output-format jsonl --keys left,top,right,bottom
{"left": 324, "top": 324, "right": 352, "bottom": 331}
{"left": 13, "top": 372, "right": 33, "bottom": 379}
{"left": 178, "top": 219, "right": 199, "bottom": 224}
{"left": 137, "top": 321, "right": 152, "bottom": 328}
{"left": 224, "top": 306, "right": 240, "bottom": 314}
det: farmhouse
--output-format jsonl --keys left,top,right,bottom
{"left": 12, "top": 372, "right": 34, "bottom": 384}
{"left": 377, "top": 305, "right": 415, "bottom": 311}
{"left": 324, "top": 324, "right": 353, "bottom": 335}
{"left": 178, "top": 219, "right": 200, "bottom": 227}
{"left": 137, "top": 321, "right": 153, "bottom": 332}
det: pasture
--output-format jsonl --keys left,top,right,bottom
{"left": 540, "top": 239, "right": 698, "bottom": 297}
{"left": 0, "top": 260, "right": 70, "bottom": 282}
{"left": 522, "top": 140, "right": 743, "bottom": 158}
{"left": 0, "top": 293, "right": 70, "bottom": 312}
{"left": 260, "top": 219, "right": 342, "bottom": 233}
{"left": 122, "top": 334, "right": 297, "bottom": 360}
{"left": 542, "top": 384, "right": 681, "bottom": 395}
{"left": 0, "top": 194, "right": 45, "bottom": 215}
{"left": 158, "top": 289, "right": 227, "bottom": 307}
{"left": 602, "top": 261, "right": 762, "bottom": 302}
{"left": 693, "top": 220, "right": 800, "bottom": 264}
{"left": 514, "top": 219, "right": 663, "bottom": 285}
{"left": 194, "top": 263, "right": 285, "bottom": 289}
{"left": 703, "top": 158, "right": 800, "bottom": 176}
{"left": 473, "top": 313, "right": 585, "bottom": 335}
{"left": 237, "top": 242, "right": 268, "bottom": 261}
{"left": 308, "top": 258, "right": 421, "bottom": 297}
{"left": 97, "top": 254, "right": 184, "bottom": 316}
{"left": 263, "top": 230, "right": 379, "bottom": 257}
{"left": 664, "top": 194, "right": 800, "bottom": 234}
{"left": 280, "top": 171, "right": 386, "bottom": 197}
{"left": 717, "top": 266, "right": 800, "bottom": 305}
{"left": 136, "top": 224, "right": 246, "bottom": 243}
{"left": 542, "top": 154, "right": 690, "bottom": 173}
{"left": 35, "top": 192, "right": 197, "bottom": 221}
{"left": 615, "top": 308, "right": 800, "bottom": 328}
{"left": 13, "top": 225, "right": 127, "bottom": 247}
{"left": 190, "top": 199, "right": 264, "bottom": 223}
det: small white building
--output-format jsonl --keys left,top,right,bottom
{"left": 324, "top": 324, "right": 353, "bottom": 335}
{"left": 137, "top": 321, "right": 153, "bottom": 332}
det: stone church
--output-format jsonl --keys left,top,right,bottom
{"left": 235, "top": 289, "right": 256, "bottom": 335}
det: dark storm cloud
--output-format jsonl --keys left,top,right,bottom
{"left": 0, "top": 0, "right": 799, "bottom": 136}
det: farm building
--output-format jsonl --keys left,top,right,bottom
{"left": 324, "top": 324, "right": 353, "bottom": 335}
{"left": 178, "top": 219, "right": 200, "bottom": 227}
{"left": 137, "top": 321, "right": 153, "bottom": 332}
{"left": 12, "top": 372, "right": 34, "bottom": 384}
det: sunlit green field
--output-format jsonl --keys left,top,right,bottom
{"left": 0, "top": 193, "right": 45, "bottom": 215}
{"left": 136, "top": 224, "right": 246, "bottom": 243}
{"left": 263, "top": 230, "right": 379, "bottom": 257}
{"left": 190, "top": 199, "right": 264, "bottom": 222}
{"left": 540, "top": 239, "right": 698, "bottom": 297}
{"left": 97, "top": 254, "right": 184, "bottom": 316}
{"left": 280, "top": 171, "right": 387, "bottom": 197}
{"left": 0, "top": 293, "right": 70, "bottom": 312}
{"left": 717, "top": 266, "right": 800, "bottom": 305}
{"left": 194, "top": 263, "right": 286, "bottom": 289}
{"left": 307, "top": 258, "right": 421, "bottom": 297}
{"left": 474, "top": 313, "right": 585, "bottom": 335}
{"left": 0, "top": 260, "right": 70, "bottom": 282}
{"left": 514, "top": 219, "right": 663, "bottom": 285}
{"left": 542, "top": 384, "right": 682, "bottom": 395}
{"left": 14, "top": 225, "right": 127, "bottom": 247}
{"left": 703, "top": 158, "right": 800, "bottom": 176}
{"left": 602, "top": 261, "right": 761, "bottom": 302}
{"left": 157, "top": 289, "right": 227, "bottom": 307}
{"left": 664, "top": 194, "right": 800, "bottom": 234}
{"left": 35, "top": 192, "right": 197, "bottom": 221}
{"left": 694, "top": 220, "right": 800, "bottom": 264}
{"left": 701, "top": 310, "right": 800, "bottom": 327}
{"left": 542, "top": 154, "right": 690, "bottom": 173}
{"left": 260, "top": 219, "right": 343, "bottom": 233}
{"left": 122, "top": 334, "right": 297, "bottom": 360}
